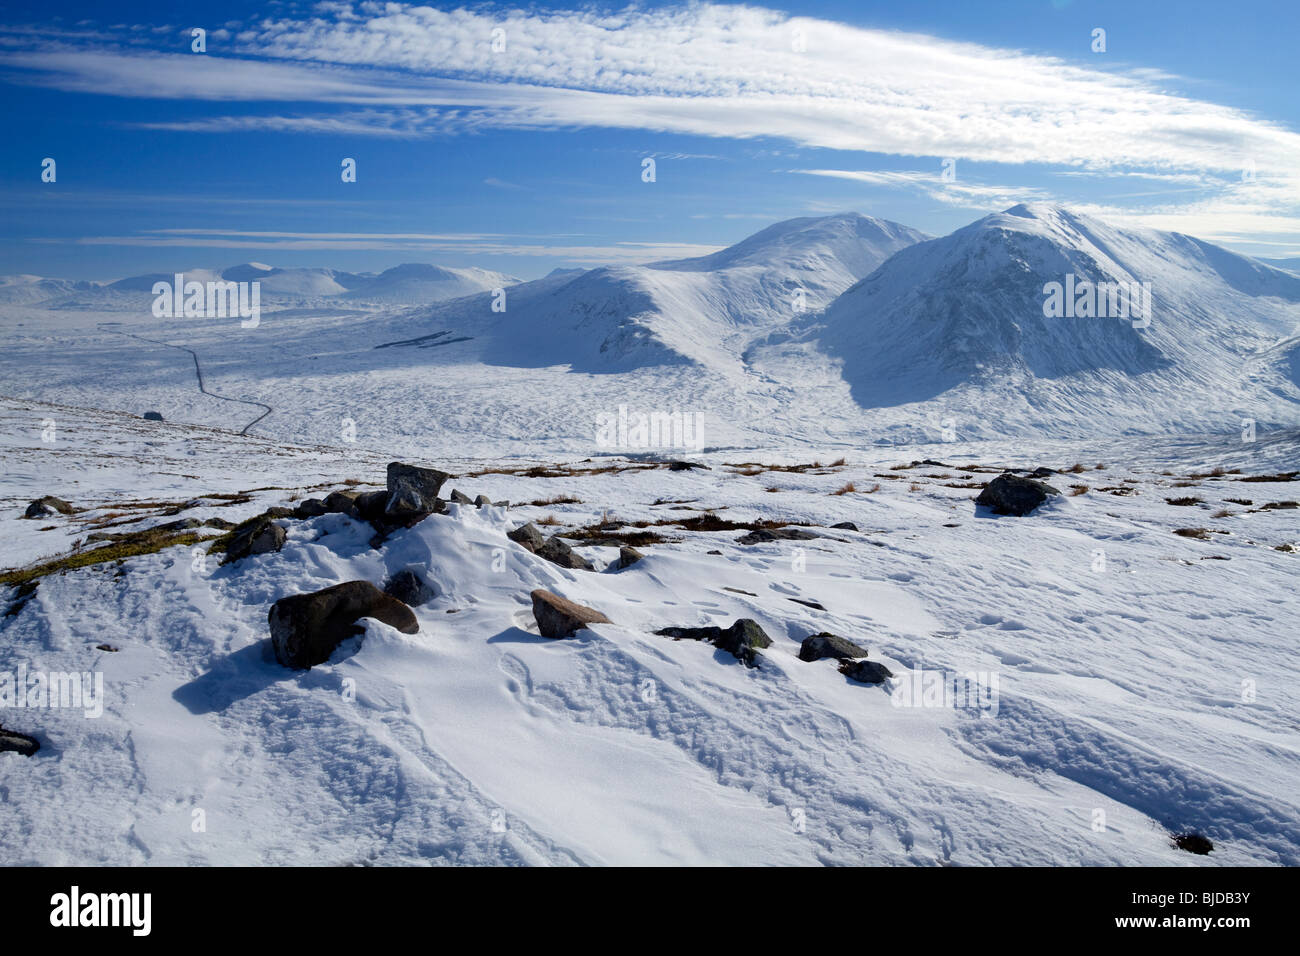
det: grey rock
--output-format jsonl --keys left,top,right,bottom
{"left": 830, "top": 521, "right": 859, "bottom": 531}
{"left": 354, "top": 490, "right": 389, "bottom": 522}
{"left": 537, "top": 535, "right": 594, "bottom": 571}
{"left": 0, "top": 725, "right": 40, "bottom": 756}
{"left": 530, "top": 588, "right": 611, "bottom": 638}
{"left": 294, "top": 498, "right": 329, "bottom": 518}
{"left": 474, "top": 495, "right": 492, "bottom": 509}
{"left": 383, "top": 568, "right": 438, "bottom": 607}
{"left": 269, "top": 580, "right": 418, "bottom": 669}
{"left": 385, "top": 461, "right": 451, "bottom": 518}
{"left": 507, "top": 523, "right": 546, "bottom": 553}
{"left": 142, "top": 411, "right": 164, "bottom": 422}
{"left": 655, "top": 618, "right": 772, "bottom": 668}
{"left": 23, "top": 496, "right": 73, "bottom": 519}
{"left": 975, "top": 473, "right": 1062, "bottom": 516}
{"left": 736, "top": 527, "right": 818, "bottom": 545}
{"left": 323, "top": 490, "right": 360, "bottom": 517}
{"left": 840, "top": 659, "right": 895, "bottom": 684}
{"left": 222, "top": 517, "right": 287, "bottom": 564}
{"left": 449, "top": 489, "right": 474, "bottom": 505}
{"left": 798, "top": 632, "right": 868, "bottom": 662}
{"left": 615, "top": 546, "right": 644, "bottom": 570}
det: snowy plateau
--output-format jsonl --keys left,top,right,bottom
{"left": 1, "top": 204, "right": 1298, "bottom": 866}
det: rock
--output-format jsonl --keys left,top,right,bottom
{"left": 975, "top": 473, "right": 1062, "bottom": 516}
{"left": 142, "top": 411, "right": 164, "bottom": 422}
{"left": 96, "top": 643, "right": 119, "bottom": 652}
{"left": 294, "top": 498, "right": 329, "bottom": 518}
{"left": 385, "top": 461, "right": 451, "bottom": 519}
{"left": 830, "top": 521, "right": 859, "bottom": 531}
{"left": 23, "top": 496, "right": 73, "bottom": 518}
{"left": 383, "top": 568, "right": 438, "bottom": 607}
{"left": 157, "top": 517, "right": 202, "bottom": 532}
{"left": 667, "top": 460, "right": 710, "bottom": 471}
{"left": 221, "top": 517, "right": 287, "bottom": 564}
{"left": 736, "top": 527, "right": 818, "bottom": 545}
{"left": 264, "top": 507, "right": 295, "bottom": 519}
{"left": 839, "top": 659, "right": 894, "bottom": 684}
{"left": 798, "top": 632, "right": 868, "bottom": 662}
{"left": 706, "top": 549, "right": 723, "bottom": 555}
{"left": 0, "top": 725, "right": 40, "bottom": 756}
{"left": 474, "top": 494, "right": 491, "bottom": 509}
{"left": 323, "top": 490, "right": 360, "bottom": 517}
{"left": 449, "top": 489, "right": 474, "bottom": 505}
{"left": 1172, "top": 832, "right": 1213, "bottom": 855}
{"left": 507, "top": 522, "right": 546, "bottom": 553}
{"left": 530, "top": 589, "right": 611, "bottom": 638}
{"left": 655, "top": 618, "right": 772, "bottom": 668}
{"left": 537, "top": 535, "right": 594, "bottom": 570}
{"left": 1029, "top": 467, "right": 1055, "bottom": 478}
{"left": 268, "top": 580, "right": 418, "bottom": 669}
{"left": 203, "top": 517, "right": 235, "bottom": 530}
{"left": 615, "top": 546, "right": 644, "bottom": 570}
{"left": 354, "top": 490, "right": 389, "bottom": 522}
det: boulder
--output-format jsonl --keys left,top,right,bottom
{"left": 0, "top": 725, "right": 40, "bottom": 757}
{"left": 142, "top": 411, "right": 164, "bottom": 422}
{"left": 537, "top": 535, "right": 594, "bottom": 570}
{"left": 23, "top": 496, "right": 73, "bottom": 518}
{"left": 323, "top": 490, "right": 360, "bottom": 516}
{"left": 830, "top": 521, "right": 859, "bottom": 531}
{"left": 530, "top": 589, "right": 611, "bottom": 638}
{"left": 474, "top": 495, "right": 492, "bottom": 509}
{"left": 354, "top": 490, "right": 389, "bottom": 522}
{"left": 615, "top": 546, "right": 644, "bottom": 570}
{"left": 385, "top": 461, "right": 451, "bottom": 519}
{"left": 667, "top": 460, "right": 710, "bottom": 471}
{"left": 269, "top": 580, "right": 418, "bottom": 669}
{"left": 656, "top": 618, "right": 772, "bottom": 668}
{"left": 383, "top": 568, "right": 438, "bottom": 607}
{"left": 839, "top": 659, "right": 894, "bottom": 684}
{"left": 264, "top": 506, "right": 295, "bottom": 519}
{"left": 294, "top": 498, "right": 329, "bottom": 518}
{"left": 736, "top": 527, "right": 818, "bottom": 545}
{"left": 975, "top": 473, "right": 1062, "bottom": 516}
{"left": 798, "top": 632, "right": 868, "bottom": 662}
{"left": 221, "top": 517, "right": 287, "bottom": 564}
{"left": 449, "top": 489, "right": 474, "bottom": 505}
{"left": 507, "top": 522, "right": 546, "bottom": 553}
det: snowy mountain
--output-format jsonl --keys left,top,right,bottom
{"left": 342, "top": 263, "right": 520, "bottom": 305}
{"left": 401, "top": 212, "right": 929, "bottom": 373}
{"left": 803, "top": 203, "right": 1300, "bottom": 438}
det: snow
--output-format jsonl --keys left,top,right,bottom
{"left": 2, "top": 207, "right": 1298, "bottom": 865}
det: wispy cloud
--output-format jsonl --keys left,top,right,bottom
{"left": 5, "top": 3, "right": 1300, "bottom": 243}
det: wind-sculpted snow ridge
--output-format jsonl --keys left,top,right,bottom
{"left": 2, "top": 400, "right": 1298, "bottom": 865}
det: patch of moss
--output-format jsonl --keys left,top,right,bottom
{"left": 0, "top": 530, "right": 211, "bottom": 588}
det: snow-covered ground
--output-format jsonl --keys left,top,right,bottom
{"left": 2, "top": 206, "right": 1298, "bottom": 866}
{"left": 1, "top": 391, "right": 1297, "bottom": 865}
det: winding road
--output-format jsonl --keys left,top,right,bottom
{"left": 100, "top": 326, "right": 272, "bottom": 435}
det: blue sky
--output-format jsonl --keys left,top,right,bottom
{"left": 4, "top": 0, "right": 1300, "bottom": 280}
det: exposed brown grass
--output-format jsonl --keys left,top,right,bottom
{"left": 831, "top": 481, "right": 857, "bottom": 496}
{"left": 1069, "top": 485, "right": 1089, "bottom": 496}
{"left": 1166, "top": 496, "right": 1204, "bottom": 506}
{"left": 524, "top": 495, "right": 583, "bottom": 506}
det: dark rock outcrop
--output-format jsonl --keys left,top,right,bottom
{"left": 269, "top": 580, "right": 419, "bottom": 669}
{"left": 507, "top": 523, "right": 546, "bottom": 552}
{"left": 354, "top": 490, "right": 389, "bottom": 522}
{"left": 142, "top": 411, "right": 164, "bottom": 422}
{"left": 615, "top": 546, "right": 644, "bottom": 570}
{"left": 736, "top": 527, "right": 818, "bottom": 545}
{"left": 975, "top": 473, "right": 1061, "bottom": 516}
{"left": 383, "top": 568, "right": 438, "bottom": 607}
{"left": 23, "top": 496, "right": 73, "bottom": 519}
{"left": 537, "top": 535, "right": 594, "bottom": 571}
{"left": 323, "top": 491, "right": 360, "bottom": 517}
{"left": 798, "top": 632, "right": 867, "bottom": 662}
{"left": 530, "top": 589, "right": 611, "bottom": 638}
{"left": 839, "top": 659, "right": 894, "bottom": 684}
{"left": 294, "top": 498, "right": 329, "bottom": 518}
{"left": 221, "top": 517, "right": 287, "bottom": 564}
{"left": 385, "top": 461, "right": 451, "bottom": 519}
{"left": 0, "top": 725, "right": 40, "bottom": 756}
{"left": 449, "top": 489, "right": 474, "bottom": 505}
{"left": 655, "top": 618, "right": 772, "bottom": 668}
{"left": 830, "top": 521, "right": 859, "bottom": 531}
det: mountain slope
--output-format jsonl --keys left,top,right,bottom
{"left": 399, "top": 213, "right": 929, "bottom": 373}
{"left": 806, "top": 203, "right": 1300, "bottom": 436}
